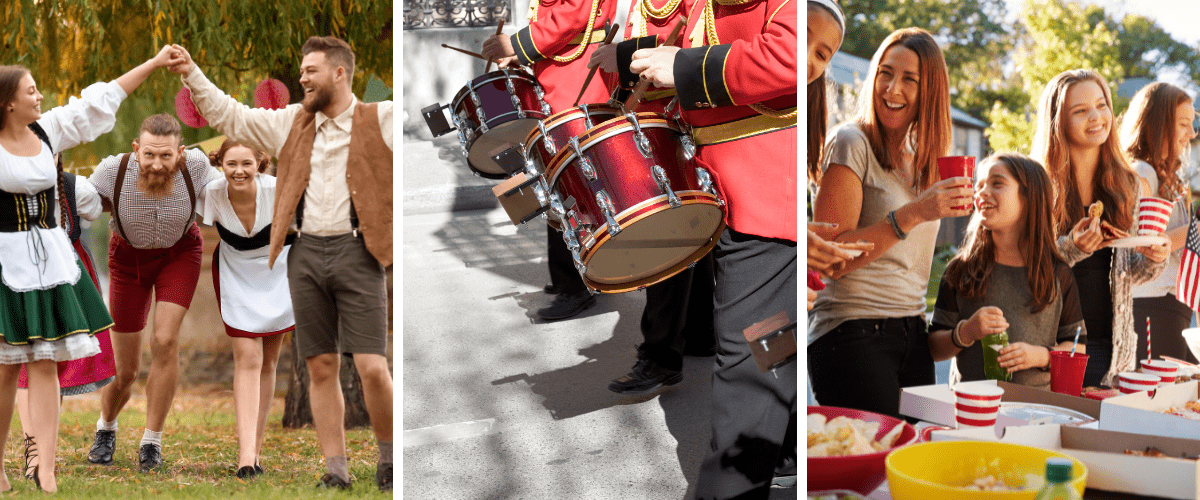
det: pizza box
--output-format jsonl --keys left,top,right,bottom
{"left": 1099, "top": 380, "right": 1200, "bottom": 440}
{"left": 928, "top": 424, "right": 1200, "bottom": 499}
{"left": 899, "top": 380, "right": 1101, "bottom": 428}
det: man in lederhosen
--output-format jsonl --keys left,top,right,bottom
{"left": 86, "top": 114, "right": 216, "bottom": 473}
{"left": 168, "top": 36, "right": 395, "bottom": 491}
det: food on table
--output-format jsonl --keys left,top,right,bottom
{"left": 1161, "top": 400, "right": 1200, "bottom": 421}
{"left": 1123, "top": 446, "right": 1200, "bottom": 460}
{"left": 807, "top": 414, "right": 905, "bottom": 457}
{"left": 1081, "top": 386, "right": 1121, "bottom": 400}
{"left": 964, "top": 474, "right": 1021, "bottom": 491}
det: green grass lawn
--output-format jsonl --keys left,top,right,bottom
{"left": 925, "top": 244, "right": 954, "bottom": 312}
{"left": 0, "top": 388, "right": 390, "bottom": 498}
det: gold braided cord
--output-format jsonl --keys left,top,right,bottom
{"left": 703, "top": 0, "right": 794, "bottom": 119}
{"left": 550, "top": 0, "right": 601, "bottom": 62}
{"left": 750, "top": 103, "right": 798, "bottom": 119}
{"left": 528, "top": 1, "right": 538, "bottom": 22}
{"left": 638, "top": 0, "right": 684, "bottom": 38}
{"left": 642, "top": 0, "right": 683, "bottom": 19}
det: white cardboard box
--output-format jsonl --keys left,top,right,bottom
{"left": 899, "top": 380, "right": 1101, "bottom": 428}
{"left": 1099, "top": 380, "right": 1200, "bottom": 440}
{"left": 930, "top": 424, "right": 1200, "bottom": 499}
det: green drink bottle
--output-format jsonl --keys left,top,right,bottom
{"left": 982, "top": 331, "right": 1012, "bottom": 381}
{"left": 1032, "top": 457, "right": 1080, "bottom": 499}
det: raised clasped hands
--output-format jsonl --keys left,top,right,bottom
{"left": 166, "top": 44, "right": 195, "bottom": 76}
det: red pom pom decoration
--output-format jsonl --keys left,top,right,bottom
{"left": 175, "top": 87, "right": 207, "bottom": 129}
{"left": 254, "top": 79, "right": 289, "bottom": 109}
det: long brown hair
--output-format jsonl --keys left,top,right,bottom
{"left": 1032, "top": 69, "right": 1137, "bottom": 235}
{"left": 855, "top": 28, "right": 951, "bottom": 192}
{"left": 808, "top": 78, "right": 828, "bottom": 184}
{"left": 0, "top": 65, "right": 30, "bottom": 132}
{"left": 1119, "top": 81, "right": 1192, "bottom": 201}
{"left": 944, "top": 154, "right": 1063, "bottom": 313}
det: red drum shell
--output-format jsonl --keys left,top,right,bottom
{"left": 523, "top": 104, "right": 621, "bottom": 175}
{"left": 545, "top": 113, "right": 725, "bottom": 293}
{"left": 452, "top": 70, "right": 548, "bottom": 179}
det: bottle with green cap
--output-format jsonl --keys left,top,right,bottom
{"left": 1033, "top": 457, "right": 1080, "bottom": 500}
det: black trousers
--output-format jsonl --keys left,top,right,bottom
{"left": 547, "top": 227, "right": 586, "bottom": 295}
{"left": 807, "top": 316, "right": 935, "bottom": 420}
{"left": 1134, "top": 294, "right": 1198, "bottom": 364}
{"left": 638, "top": 252, "right": 716, "bottom": 371}
{"left": 694, "top": 229, "right": 797, "bottom": 500}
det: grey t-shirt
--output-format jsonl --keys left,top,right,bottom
{"left": 808, "top": 123, "right": 941, "bottom": 344}
{"left": 930, "top": 261, "right": 1086, "bottom": 390}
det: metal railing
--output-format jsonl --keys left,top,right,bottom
{"left": 404, "top": 0, "right": 510, "bottom": 29}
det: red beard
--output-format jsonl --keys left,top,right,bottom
{"left": 136, "top": 158, "right": 184, "bottom": 199}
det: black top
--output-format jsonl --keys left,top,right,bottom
{"left": 1073, "top": 247, "right": 1115, "bottom": 349}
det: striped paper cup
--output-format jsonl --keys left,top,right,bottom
{"left": 954, "top": 383, "right": 1004, "bottom": 428}
{"left": 1137, "top": 197, "right": 1173, "bottom": 236}
{"left": 1141, "top": 359, "right": 1180, "bottom": 386}
{"left": 1118, "top": 372, "right": 1160, "bottom": 393}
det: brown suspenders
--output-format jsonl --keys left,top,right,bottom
{"left": 111, "top": 152, "right": 197, "bottom": 244}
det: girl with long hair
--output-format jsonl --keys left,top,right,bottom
{"left": 809, "top": 28, "right": 974, "bottom": 417}
{"left": 197, "top": 139, "right": 294, "bottom": 479}
{"left": 1033, "top": 69, "right": 1169, "bottom": 389}
{"left": 1119, "top": 82, "right": 1198, "bottom": 364}
{"left": 928, "top": 154, "right": 1086, "bottom": 389}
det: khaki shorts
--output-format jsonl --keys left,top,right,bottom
{"left": 286, "top": 233, "right": 388, "bottom": 358}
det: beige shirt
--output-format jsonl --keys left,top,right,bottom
{"left": 181, "top": 66, "right": 393, "bottom": 236}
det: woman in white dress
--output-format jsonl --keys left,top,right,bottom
{"left": 197, "top": 139, "right": 293, "bottom": 479}
{"left": 0, "top": 46, "right": 176, "bottom": 492}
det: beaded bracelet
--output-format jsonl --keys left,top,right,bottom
{"left": 886, "top": 210, "right": 907, "bottom": 240}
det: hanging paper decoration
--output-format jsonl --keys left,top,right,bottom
{"left": 254, "top": 79, "right": 289, "bottom": 109}
{"left": 175, "top": 87, "right": 207, "bottom": 128}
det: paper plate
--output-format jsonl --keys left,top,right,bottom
{"left": 1106, "top": 235, "right": 1168, "bottom": 248}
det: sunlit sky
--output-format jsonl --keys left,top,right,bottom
{"left": 1003, "top": 0, "right": 1200, "bottom": 44}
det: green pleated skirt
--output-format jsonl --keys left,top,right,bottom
{"left": 0, "top": 257, "right": 112, "bottom": 345}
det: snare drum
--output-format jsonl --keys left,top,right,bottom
{"left": 513, "top": 104, "right": 621, "bottom": 228}
{"left": 545, "top": 112, "right": 724, "bottom": 293}
{"left": 451, "top": 68, "right": 552, "bottom": 179}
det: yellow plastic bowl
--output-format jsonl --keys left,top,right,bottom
{"left": 886, "top": 440, "right": 1087, "bottom": 499}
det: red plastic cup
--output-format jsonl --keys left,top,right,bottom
{"left": 938, "top": 156, "right": 976, "bottom": 209}
{"left": 1049, "top": 351, "right": 1088, "bottom": 397}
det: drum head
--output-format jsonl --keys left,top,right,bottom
{"left": 585, "top": 202, "right": 724, "bottom": 285}
{"left": 468, "top": 118, "right": 541, "bottom": 177}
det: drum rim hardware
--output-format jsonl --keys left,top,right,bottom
{"left": 626, "top": 112, "right": 654, "bottom": 159}
{"left": 651, "top": 165, "right": 682, "bottom": 208}
{"left": 595, "top": 190, "right": 622, "bottom": 237}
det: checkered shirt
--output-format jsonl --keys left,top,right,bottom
{"left": 89, "top": 148, "right": 215, "bottom": 249}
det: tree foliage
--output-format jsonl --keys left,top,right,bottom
{"left": 985, "top": 0, "right": 1122, "bottom": 154}
{"left": 839, "top": 0, "right": 1017, "bottom": 121}
{"left": 0, "top": 0, "right": 392, "bottom": 169}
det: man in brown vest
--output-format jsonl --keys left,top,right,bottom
{"left": 167, "top": 37, "right": 393, "bottom": 491}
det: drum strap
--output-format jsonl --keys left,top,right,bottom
{"left": 690, "top": 107, "right": 797, "bottom": 146}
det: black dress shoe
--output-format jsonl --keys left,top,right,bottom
{"left": 138, "top": 443, "right": 163, "bottom": 473}
{"left": 87, "top": 430, "right": 115, "bottom": 465}
{"left": 254, "top": 462, "right": 263, "bottom": 475}
{"left": 317, "top": 473, "right": 352, "bottom": 489}
{"left": 542, "top": 283, "right": 561, "bottom": 294}
{"left": 236, "top": 465, "right": 258, "bottom": 479}
{"left": 608, "top": 358, "right": 683, "bottom": 395}
{"left": 376, "top": 462, "right": 393, "bottom": 492}
{"left": 536, "top": 290, "right": 596, "bottom": 321}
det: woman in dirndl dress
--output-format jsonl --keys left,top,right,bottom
{"left": 196, "top": 139, "right": 293, "bottom": 479}
{"left": 0, "top": 48, "right": 174, "bottom": 492}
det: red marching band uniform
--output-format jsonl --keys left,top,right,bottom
{"left": 509, "top": 0, "right": 618, "bottom": 110}
{"left": 674, "top": 0, "right": 797, "bottom": 242}
{"left": 612, "top": 0, "right": 703, "bottom": 113}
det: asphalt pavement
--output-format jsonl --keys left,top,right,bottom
{"left": 401, "top": 133, "right": 798, "bottom": 499}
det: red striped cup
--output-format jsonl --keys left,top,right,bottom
{"left": 1137, "top": 197, "right": 1173, "bottom": 236}
{"left": 954, "top": 383, "right": 1004, "bottom": 429}
{"left": 1118, "top": 372, "right": 1160, "bottom": 394}
{"left": 1141, "top": 359, "right": 1180, "bottom": 387}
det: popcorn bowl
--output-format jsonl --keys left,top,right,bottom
{"left": 807, "top": 406, "right": 917, "bottom": 495}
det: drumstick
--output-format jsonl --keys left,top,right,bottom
{"left": 442, "top": 44, "right": 487, "bottom": 61}
{"left": 625, "top": 16, "right": 688, "bottom": 110}
{"left": 573, "top": 24, "right": 621, "bottom": 107}
{"left": 484, "top": 19, "right": 507, "bottom": 73}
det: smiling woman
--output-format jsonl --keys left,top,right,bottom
{"left": 808, "top": 28, "right": 970, "bottom": 419}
